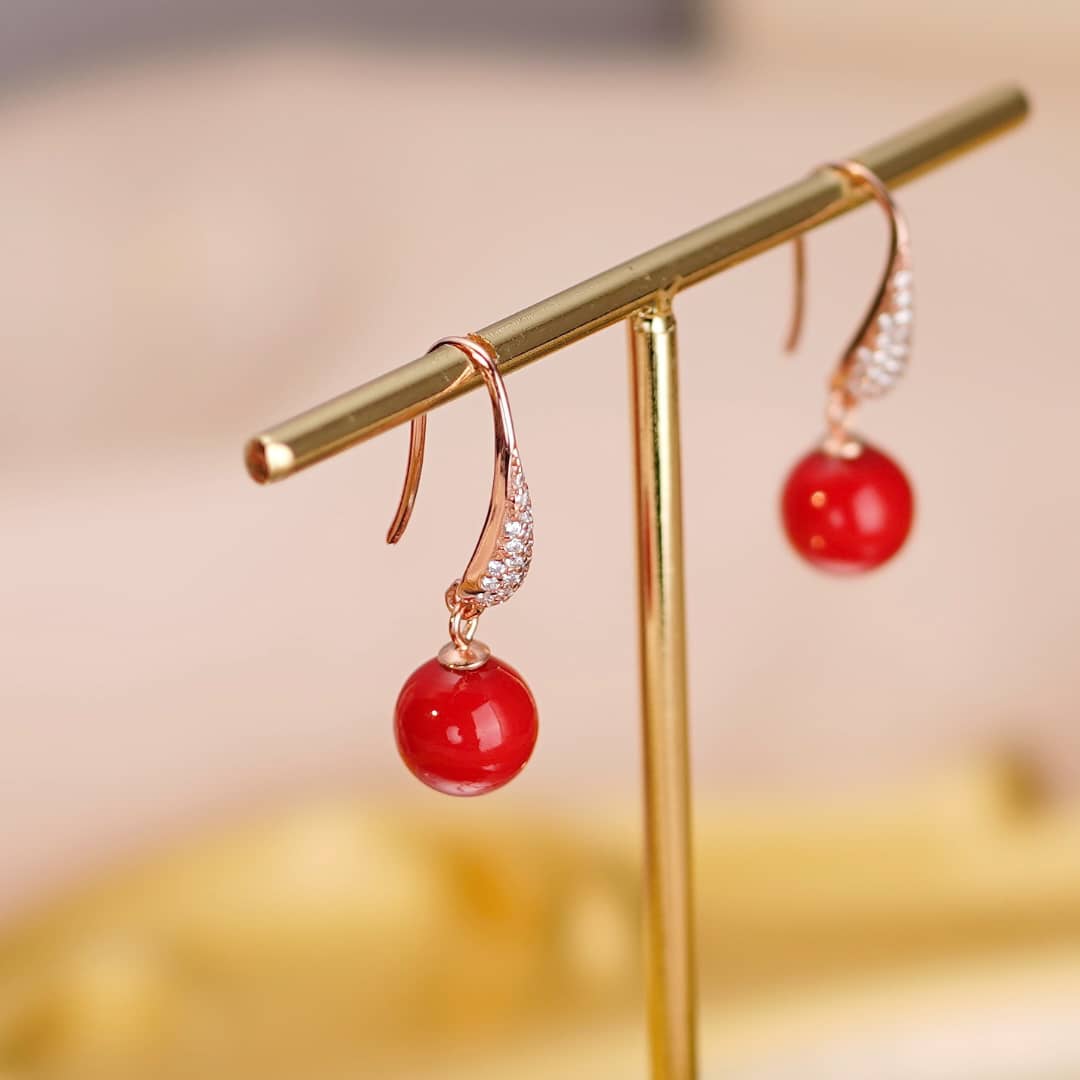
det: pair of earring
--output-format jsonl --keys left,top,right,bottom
{"left": 389, "top": 161, "right": 916, "bottom": 797}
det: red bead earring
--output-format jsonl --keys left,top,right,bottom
{"left": 386, "top": 335, "right": 538, "bottom": 796}
{"left": 780, "top": 160, "right": 915, "bottom": 574}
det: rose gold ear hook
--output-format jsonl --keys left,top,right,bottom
{"left": 388, "top": 334, "right": 533, "bottom": 625}
{"left": 784, "top": 160, "right": 914, "bottom": 443}
{"left": 386, "top": 413, "right": 427, "bottom": 544}
{"left": 387, "top": 334, "right": 515, "bottom": 543}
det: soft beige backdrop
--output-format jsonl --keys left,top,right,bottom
{"left": 3, "top": 7, "right": 1079, "bottom": 913}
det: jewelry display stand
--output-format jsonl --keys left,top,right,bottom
{"left": 245, "top": 85, "right": 1029, "bottom": 1080}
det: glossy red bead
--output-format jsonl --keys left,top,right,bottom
{"left": 394, "top": 655, "right": 538, "bottom": 796}
{"left": 780, "top": 442, "right": 914, "bottom": 573}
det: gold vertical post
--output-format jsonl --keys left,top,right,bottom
{"left": 628, "top": 301, "right": 697, "bottom": 1080}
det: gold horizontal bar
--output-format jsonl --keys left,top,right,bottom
{"left": 246, "top": 83, "right": 1028, "bottom": 483}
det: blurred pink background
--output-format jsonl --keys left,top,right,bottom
{"left": 2, "top": 2, "right": 1078, "bottom": 916}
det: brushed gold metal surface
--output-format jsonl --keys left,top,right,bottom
{"left": 245, "top": 84, "right": 1028, "bottom": 484}
{"left": 628, "top": 303, "right": 696, "bottom": 1079}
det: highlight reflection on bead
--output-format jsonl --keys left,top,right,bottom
{"left": 394, "top": 656, "right": 538, "bottom": 796}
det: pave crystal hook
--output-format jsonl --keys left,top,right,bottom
{"left": 785, "top": 159, "right": 914, "bottom": 446}
{"left": 387, "top": 334, "right": 534, "bottom": 619}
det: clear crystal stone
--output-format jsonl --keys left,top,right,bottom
{"left": 505, "top": 539, "right": 524, "bottom": 555}
{"left": 893, "top": 269, "right": 913, "bottom": 289}
{"left": 893, "top": 289, "right": 913, "bottom": 309}
{"left": 504, "top": 520, "right": 522, "bottom": 537}
{"left": 894, "top": 309, "right": 912, "bottom": 326}
{"left": 481, "top": 576, "right": 498, "bottom": 591}
{"left": 488, "top": 560, "right": 505, "bottom": 577}
{"left": 877, "top": 313, "right": 893, "bottom": 332}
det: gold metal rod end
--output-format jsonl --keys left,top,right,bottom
{"left": 245, "top": 436, "right": 295, "bottom": 485}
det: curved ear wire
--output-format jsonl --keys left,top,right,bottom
{"left": 387, "top": 335, "right": 515, "bottom": 546}
{"left": 784, "top": 232, "right": 807, "bottom": 354}
{"left": 783, "top": 160, "right": 913, "bottom": 430}
{"left": 386, "top": 413, "right": 427, "bottom": 544}
{"left": 386, "top": 335, "right": 533, "bottom": 619}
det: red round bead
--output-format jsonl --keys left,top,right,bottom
{"left": 394, "top": 655, "right": 538, "bottom": 796}
{"left": 780, "top": 442, "right": 914, "bottom": 573}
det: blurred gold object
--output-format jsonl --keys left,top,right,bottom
{"left": 2, "top": 758, "right": 1080, "bottom": 1078}
{"left": 242, "top": 84, "right": 1030, "bottom": 1079}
